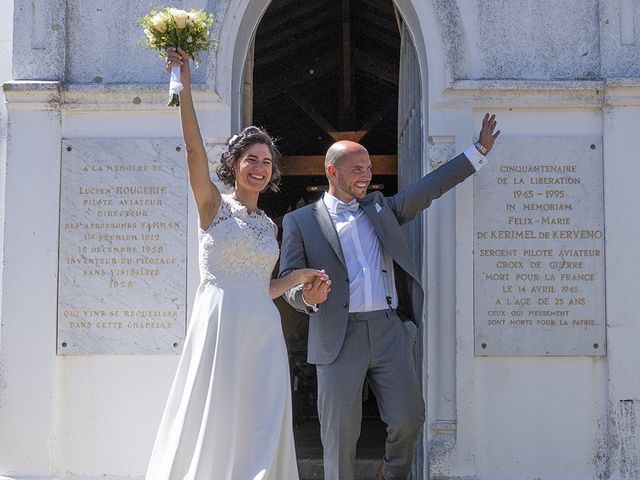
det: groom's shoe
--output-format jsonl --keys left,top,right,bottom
{"left": 375, "top": 462, "right": 384, "bottom": 480}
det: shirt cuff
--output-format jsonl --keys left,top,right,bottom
{"left": 301, "top": 291, "right": 319, "bottom": 312}
{"left": 464, "top": 145, "right": 487, "bottom": 172}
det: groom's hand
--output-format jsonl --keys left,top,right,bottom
{"left": 477, "top": 113, "right": 501, "bottom": 154}
{"left": 302, "top": 276, "right": 331, "bottom": 305}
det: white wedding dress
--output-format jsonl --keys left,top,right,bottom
{"left": 146, "top": 194, "right": 299, "bottom": 480}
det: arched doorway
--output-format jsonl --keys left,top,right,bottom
{"left": 240, "top": 0, "right": 424, "bottom": 474}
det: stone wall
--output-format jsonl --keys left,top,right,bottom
{"left": 2, "top": 1, "right": 640, "bottom": 479}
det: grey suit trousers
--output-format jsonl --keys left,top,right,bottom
{"left": 316, "top": 309, "right": 425, "bottom": 480}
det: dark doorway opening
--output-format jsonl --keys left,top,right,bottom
{"left": 249, "top": 0, "right": 402, "bottom": 471}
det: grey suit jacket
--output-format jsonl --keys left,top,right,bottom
{"left": 279, "top": 152, "right": 475, "bottom": 365}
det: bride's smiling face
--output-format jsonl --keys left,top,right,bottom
{"left": 234, "top": 143, "right": 273, "bottom": 194}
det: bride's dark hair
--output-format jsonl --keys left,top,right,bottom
{"left": 216, "top": 126, "right": 282, "bottom": 192}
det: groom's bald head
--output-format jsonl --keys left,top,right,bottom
{"left": 324, "top": 141, "right": 369, "bottom": 170}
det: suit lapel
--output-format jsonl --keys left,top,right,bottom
{"left": 361, "top": 201, "right": 387, "bottom": 245}
{"left": 313, "top": 199, "right": 347, "bottom": 268}
{"left": 362, "top": 200, "right": 420, "bottom": 282}
{"left": 313, "top": 196, "right": 419, "bottom": 281}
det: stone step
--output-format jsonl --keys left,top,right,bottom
{"left": 298, "top": 457, "right": 379, "bottom": 480}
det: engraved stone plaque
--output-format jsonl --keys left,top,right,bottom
{"left": 474, "top": 137, "right": 605, "bottom": 356}
{"left": 58, "top": 139, "right": 188, "bottom": 354}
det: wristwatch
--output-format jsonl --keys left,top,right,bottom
{"left": 474, "top": 142, "right": 488, "bottom": 155}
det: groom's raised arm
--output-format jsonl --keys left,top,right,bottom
{"left": 387, "top": 152, "right": 477, "bottom": 225}
{"left": 388, "top": 113, "right": 501, "bottom": 224}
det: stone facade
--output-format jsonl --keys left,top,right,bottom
{"left": 2, "top": 1, "right": 640, "bottom": 479}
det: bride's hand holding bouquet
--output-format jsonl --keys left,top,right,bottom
{"left": 166, "top": 47, "right": 191, "bottom": 92}
{"left": 140, "top": 7, "right": 214, "bottom": 106}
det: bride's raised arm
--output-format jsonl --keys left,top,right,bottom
{"left": 166, "top": 47, "right": 221, "bottom": 229}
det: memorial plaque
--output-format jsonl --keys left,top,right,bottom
{"left": 474, "top": 137, "right": 605, "bottom": 356}
{"left": 58, "top": 139, "right": 188, "bottom": 354}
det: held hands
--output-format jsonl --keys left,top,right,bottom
{"left": 296, "top": 269, "right": 331, "bottom": 306}
{"left": 166, "top": 47, "right": 191, "bottom": 88}
{"left": 477, "top": 113, "right": 501, "bottom": 154}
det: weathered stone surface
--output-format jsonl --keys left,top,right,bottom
{"left": 11, "top": 0, "right": 640, "bottom": 86}
{"left": 432, "top": 0, "right": 468, "bottom": 81}
{"left": 12, "top": 0, "right": 66, "bottom": 80}
{"left": 477, "top": 0, "right": 600, "bottom": 80}
{"left": 65, "top": 0, "right": 211, "bottom": 84}
{"left": 601, "top": 0, "right": 640, "bottom": 78}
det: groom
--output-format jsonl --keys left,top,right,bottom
{"left": 279, "top": 114, "right": 500, "bottom": 480}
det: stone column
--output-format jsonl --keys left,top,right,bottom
{"left": 0, "top": 82, "right": 62, "bottom": 475}
{"left": 603, "top": 80, "right": 640, "bottom": 478}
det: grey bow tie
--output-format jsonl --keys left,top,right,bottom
{"left": 335, "top": 200, "right": 360, "bottom": 214}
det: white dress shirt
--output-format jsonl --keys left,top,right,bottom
{"left": 323, "top": 192, "right": 395, "bottom": 312}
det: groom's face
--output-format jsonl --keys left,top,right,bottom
{"left": 331, "top": 151, "right": 373, "bottom": 201}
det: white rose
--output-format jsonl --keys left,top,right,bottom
{"left": 169, "top": 8, "right": 189, "bottom": 29}
{"left": 150, "top": 13, "right": 167, "bottom": 33}
{"left": 143, "top": 28, "right": 154, "bottom": 41}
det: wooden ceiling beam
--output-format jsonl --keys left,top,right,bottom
{"left": 284, "top": 94, "right": 395, "bottom": 145}
{"left": 339, "top": 0, "right": 354, "bottom": 127}
{"left": 352, "top": 27, "right": 401, "bottom": 52}
{"left": 288, "top": 91, "right": 339, "bottom": 140}
{"left": 355, "top": 0, "right": 399, "bottom": 32}
{"left": 353, "top": 0, "right": 394, "bottom": 16}
{"left": 263, "top": 0, "right": 303, "bottom": 15}
{"left": 352, "top": 100, "right": 396, "bottom": 142}
{"left": 352, "top": 5, "right": 400, "bottom": 35}
{"left": 256, "top": 7, "right": 338, "bottom": 52}
{"left": 254, "top": 51, "right": 338, "bottom": 84}
{"left": 254, "top": 68, "right": 337, "bottom": 95}
{"left": 255, "top": 28, "right": 338, "bottom": 67}
{"left": 254, "top": 66, "right": 338, "bottom": 104}
{"left": 252, "top": 0, "right": 402, "bottom": 158}
{"left": 281, "top": 155, "right": 397, "bottom": 176}
{"left": 353, "top": 46, "right": 399, "bottom": 85}
{"left": 258, "top": 1, "right": 330, "bottom": 36}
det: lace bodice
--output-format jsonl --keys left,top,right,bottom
{"left": 199, "top": 194, "right": 278, "bottom": 290}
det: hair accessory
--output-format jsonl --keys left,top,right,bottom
{"left": 228, "top": 134, "right": 239, "bottom": 145}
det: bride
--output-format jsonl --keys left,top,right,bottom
{"left": 145, "top": 47, "right": 330, "bottom": 480}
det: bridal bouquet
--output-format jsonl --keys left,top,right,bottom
{"left": 140, "top": 7, "right": 215, "bottom": 106}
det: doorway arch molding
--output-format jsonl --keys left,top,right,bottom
{"left": 209, "top": 0, "right": 467, "bottom": 132}
{"left": 208, "top": 1, "right": 467, "bottom": 476}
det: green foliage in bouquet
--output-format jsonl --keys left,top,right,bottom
{"left": 141, "top": 7, "right": 214, "bottom": 65}
{"left": 140, "top": 7, "right": 215, "bottom": 105}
